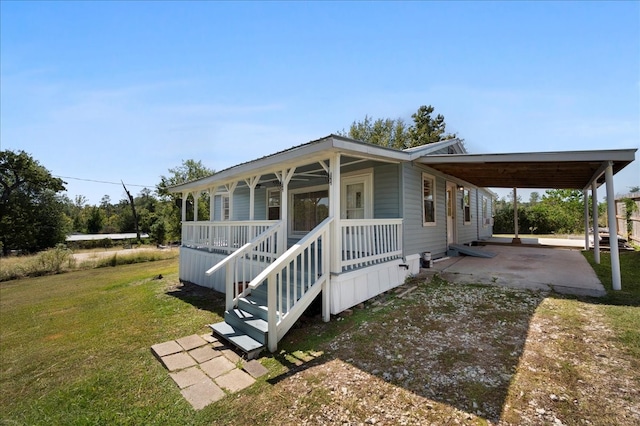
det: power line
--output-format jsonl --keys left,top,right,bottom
{"left": 54, "top": 175, "right": 153, "bottom": 188}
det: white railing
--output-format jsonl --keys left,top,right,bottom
{"left": 249, "top": 216, "right": 333, "bottom": 352}
{"left": 340, "top": 219, "right": 403, "bottom": 271}
{"left": 205, "top": 221, "right": 285, "bottom": 311}
{"left": 182, "top": 220, "right": 279, "bottom": 253}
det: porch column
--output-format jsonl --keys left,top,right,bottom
{"left": 583, "top": 190, "right": 589, "bottom": 250}
{"left": 245, "top": 175, "right": 261, "bottom": 222}
{"left": 512, "top": 188, "right": 521, "bottom": 244}
{"left": 209, "top": 188, "right": 215, "bottom": 221}
{"left": 330, "top": 153, "right": 342, "bottom": 274}
{"left": 605, "top": 162, "right": 621, "bottom": 290}
{"left": 181, "top": 193, "right": 187, "bottom": 223}
{"left": 277, "top": 168, "right": 296, "bottom": 253}
{"left": 226, "top": 182, "right": 238, "bottom": 220}
{"left": 592, "top": 181, "right": 600, "bottom": 264}
{"left": 193, "top": 191, "right": 199, "bottom": 222}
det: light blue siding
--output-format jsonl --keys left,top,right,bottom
{"left": 374, "top": 164, "right": 400, "bottom": 218}
{"left": 401, "top": 163, "right": 448, "bottom": 258}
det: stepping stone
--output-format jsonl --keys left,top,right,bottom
{"left": 243, "top": 360, "right": 268, "bottom": 379}
{"left": 200, "top": 356, "right": 236, "bottom": 379}
{"left": 170, "top": 366, "right": 209, "bottom": 389}
{"left": 151, "top": 340, "right": 182, "bottom": 358}
{"left": 180, "top": 379, "right": 225, "bottom": 410}
{"left": 189, "top": 345, "right": 221, "bottom": 363}
{"left": 161, "top": 352, "right": 197, "bottom": 372}
{"left": 220, "top": 348, "right": 242, "bottom": 364}
{"left": 215, "top": 368, "right": 256, "bottom": 393}
{"left": 201, "top": 333, "right": 217, "bottom": 343}
{"left": 176, "top": 334, "right": 208, "bottom": 351}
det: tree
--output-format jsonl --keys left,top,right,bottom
{"left": 0, "top": 150, "right": 68, "bottom": 255}
{"left": 339, "top": 104, "right": 458, "bottom": 149}
{"left": 157, "top": 159, "right": 214, "bottom": 242}
{"left": 86, "top": 206, "right": 104, "bottom": 234}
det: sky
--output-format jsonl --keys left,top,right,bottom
{"left": 1, "top": 1, "right": 638, "bottom": 205}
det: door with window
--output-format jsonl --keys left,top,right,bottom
{"left": 446, "top": 182, "right": 457, "bottom": 246}
{"left": 341, "top": 172, "right": 373, "bottom": 219}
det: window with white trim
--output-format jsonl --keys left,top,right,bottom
{"left": 463, "top": 188, "right": 471, "bottom": 224}
{"left": 221, "top": 194, "right": 230, "bottom": 221}
{"left": 267, "top": 188, "right": 281, "bottom": 220}
{"left": 422, "top": 173, "right": 436, "bottom": 226}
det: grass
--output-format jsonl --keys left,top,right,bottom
{"left": 0, "top": 246, "right": 179, "bottom": 282}
{"left": 1, "top": 250, "right": 638, "bottom": 424}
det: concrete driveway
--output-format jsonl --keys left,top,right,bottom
{"left": 427, "top": 245, "right": 606, "bottom": 297}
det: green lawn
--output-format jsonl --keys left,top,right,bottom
{"left": 1, "top": 251, "right": 638, "bottom": 425}
{"left": 0, "top": 259, "right": 223, "bottom": 425}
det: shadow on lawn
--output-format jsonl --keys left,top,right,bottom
{"left": 165, "top": 280, "right": 226, "bottom": 318}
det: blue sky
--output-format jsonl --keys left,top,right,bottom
{"left": 2, "top": 1, "right": 638, "bottom": 204}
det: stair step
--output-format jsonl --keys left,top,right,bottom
{"left": 209, "top": 321, "right": 264, "bottom": 359}
{"left": 225, "top": 308, "right": 268, "bottom": 344}
{"left": 238, "top": 296, "right": 270, "bottom": 321}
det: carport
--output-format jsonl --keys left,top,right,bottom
{"left": 416, "top": 148, "right": 637, "bottom": 291}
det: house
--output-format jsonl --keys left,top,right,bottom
{"left": 168, "top": 135, "right": 493, "bottom": 354}
{"left": 168, "top": 134, "right": 636, "bottom": 355}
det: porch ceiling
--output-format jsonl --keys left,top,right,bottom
{"left": 415, "top": 149, "right": 636, "bottom": 189}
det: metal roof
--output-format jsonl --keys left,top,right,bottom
{"left": 415, "top": 148, "right": 637, "bottom": 189}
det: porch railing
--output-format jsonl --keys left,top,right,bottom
{"left": 182, "top": 220, "right": 279, "bottom": 253}
{"left": 248, "top": 216, "right": 333, "bottom": 352}
{"left": 340, "top": 219, "right": 403, "bottom": 271}
{"left": 205, "top": 221, "right": 285, "bottom": 311}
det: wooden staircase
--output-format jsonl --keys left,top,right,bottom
{"left": 209, "top": 217, "right": 332, "bottom": 358}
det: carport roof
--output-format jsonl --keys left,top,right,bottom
{"left": 415, "top": 148, "right": 637, "bottom": 190}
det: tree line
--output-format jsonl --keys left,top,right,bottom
{"left": 0, "top": 150, "right": 212, "bottom": 255}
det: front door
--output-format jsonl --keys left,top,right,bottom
{"left": 446, "top": 182, "right": 457, "bottom": 247}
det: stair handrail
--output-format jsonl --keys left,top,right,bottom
{"left": 248, "top": 216, "right": 333, "bottom": 352}
{"left": 247, "top": 216, "right": 333, "bottom": 291}
{"left": 205, "top": 221, "right": 284, "bottom": 311}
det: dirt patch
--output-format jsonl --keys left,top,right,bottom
{"left": 244, "top": 278, "right": 640, "bottom": 425}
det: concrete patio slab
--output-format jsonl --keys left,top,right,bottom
{"left": 200, "top": 356, "right": 236, "bottom": 379}
{"left": 151, "top": 340, "right": 183, "bottom": 358}
{"left": 160, "top": 352, "right": 198, "bottom": 372}
{"left": 215, "top": 368, "right": 256, "bottom": 393}
{"left": 170, "top": 366, "right": 210, "bottom": 389}
{"left": 176, "top": 334, "right": 208, "bottom": 351}
{"left": 189, "top": 345, "right": 221, "bottom": 363}
{"left": 180, "top": 379, "right": 225, "bottom": 410}
{"left": 201, "top": 333, "right": 217, "bottom": 343}
{"left": 243, "top": 360, "right": 269, "bottom": 378}
{"left": 429, "top": 245, "right": 605, "bottom": 297}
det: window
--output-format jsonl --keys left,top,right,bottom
{"left": 221, "top": 194, "right": 230, "bottom": 221}
{"left": 292, "top": 189, "right": 329, "bottom": 233}
{"left": 422, "top": 173, "right": 436, "bottom": 226}
{"left": 463, "top": 188, "right": 471, "bottom": 224}
{"left": 267, "top": 188, "right": 281, "bottom": 220}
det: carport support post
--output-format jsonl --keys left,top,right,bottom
{"left": 583, "top": 190, "right": 589, "bottom": 250}
{"left": 512, "top": 188, "right": 521, "bottom": 244}
{"left": 605, "top": 162, "right": 621, "bottom": 290}
{"left": 592, "top": 181, "right": 600, "bottom": 264}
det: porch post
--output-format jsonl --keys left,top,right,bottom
{"left": 193, "top": 191, "right": 199, "bottom": 222}
{"left": 181, "top": 192, "right": 187, "bottom": 223}
{"left": 512, "top": 188, "right": 521, "bottom": 244}
{"left": 278, "top": 168, "right": 296, "bottom": 253}
{"left": 592, "top": 181, "right": 600, "bottom": 264}
{"left": 330, "top": 153, "right": 341, "bottom": 274}
{"left": 605, "top": 162, "right": 621, "bottom": 290}
{"left": 209, "top": 188, "right": 215, "bottom": 221}
{"left": 583, "top": 190, "right": 589, "bottom": 250}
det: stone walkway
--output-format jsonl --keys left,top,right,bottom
{"left": 151, "top": 333, "right": 268, "bottom": 410}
